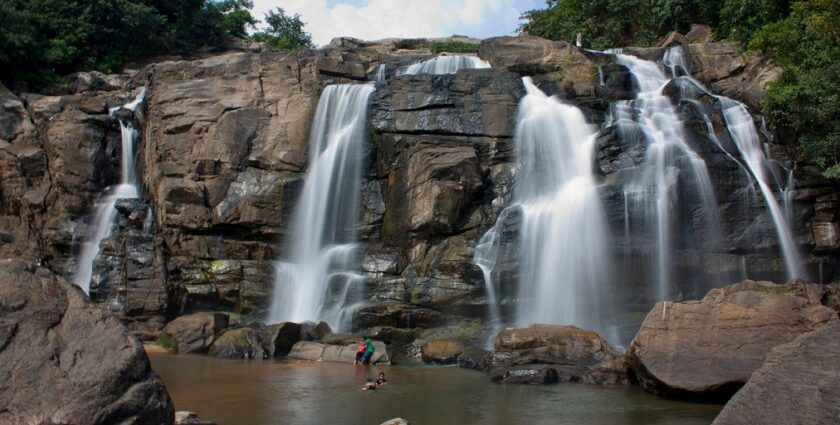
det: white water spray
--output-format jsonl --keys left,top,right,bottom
{"left": 719, "top": 98, "right": 804, "bottom": 279}
{"left": 269, "top": 84, "right": 375, "bottom": 330}
{"left": 474, "top": 78, "right": 614, "bottom": 342}
{"left": 613, "top": 50, "right": 720, "bottom": 301}
{"left": 74, "top": 89, "right": 145, "bottom": 295}
{"left": 403, "top": 55, "right": 490, "bottom": 75}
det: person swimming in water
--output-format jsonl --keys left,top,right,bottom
{"left": 361, "top": 378, "right": 376, "bottom": 391}
{"left": 375, "top": 372, "right": 387, "bottom": 386}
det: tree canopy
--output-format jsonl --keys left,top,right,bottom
{"left": 0, "top": 0, "right": 310, "bottom": 90}
{"left": 251, "top": 8, "right": 313, "bottom": 51}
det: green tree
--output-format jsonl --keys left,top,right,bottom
{"left": 252, "top": 7, "right": 313, "bottom": 51}
{"left": 751, "top": 0, "right": 840, "bottom": 177}
{"left": 0, "top": 0, "right": 259, "bottom": 89}
{"left": 520, "top": 0, "right": 723, "bottom": 49}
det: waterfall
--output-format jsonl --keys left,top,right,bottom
{"left": 402, "top": 55, "right": 490, "bottom": 75}
{"left": 73, "top": 88, "right": 145, "bottom": 295}
{"left": 612, "top": 51, "right": 720, "bottom": 301}
{"left": 472, "top": 208, "right": 508, "bottom": 347}
{"left": 474, "top": 77, "right": 615, "bottom": 343}
{"left": 719, "top": 98, "right": 804, "bottom": 279}
{"left": 269, "top": 83, "right": 375, "bottom": 330}
{"left": 374, "top": 64, "right": 386, "bottom": 82}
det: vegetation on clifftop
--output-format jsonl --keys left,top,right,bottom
{"left": 0, "top": 0, "right": 312, "bottom": 90}
{"left": 522, "top": 0, "right": 840, "bottom": 177}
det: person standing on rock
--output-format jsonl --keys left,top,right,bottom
{"left": 362, "top": 337, "right": 375, "bottom": 365}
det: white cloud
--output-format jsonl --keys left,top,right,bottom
{"left": 251, "top": 0, "right": 537, "bottom": 46}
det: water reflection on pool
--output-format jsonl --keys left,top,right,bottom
{"left": 149, "top": 353, "right": 721, "bottom": 425}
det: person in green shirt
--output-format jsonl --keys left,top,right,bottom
{"left": 362, "top": 337, "right": 375, "bottom": 364}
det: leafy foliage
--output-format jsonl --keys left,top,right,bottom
{"left": 0, "top": 0, "right": 263, "bottom": 89}
{"left": 251, "top": 8, "right": 313, "bottom": 51}
{"left": 520, "top": 0, "right": 722, "bottom": 49}
{"left": 430, "top": 40, "right": 480, "bottom": 54}
{"left": 751, "top": 0, "right": 840, "bottom": 177}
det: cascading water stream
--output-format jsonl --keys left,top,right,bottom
{"left": 719, "top": 98, "right": 804, "bottom": 279}
{"left": 402, "top": 55, "right": 490, "bottom": 75}
{"left": 474, "top": 77, "right": 615, "bottom": 343}
{"left": 660, "top": 45, "right": 804, "bottom": 280}
{"left": 73, "top": 89, "right": 145, "bottom": 295}
{"left": 612, "top": 51, "right": 721, "bottom": 301}
{"left": 269, "top": 84, "right": 375, "bottom": 330}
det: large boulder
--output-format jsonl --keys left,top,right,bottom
{"left": 208, "top": 326, "right": 267, "bottom": 359}
{"left": 421, "top": 338, "right": 465, "bottom": 364}
{"left": 712, "top": 321, "right": 840, "bottom": 425}
{"left": 287, "top": 340, "right": 390, "bottom": 364}
{"left": 266, "top": 321, "right": 302, "bottom": 356}
{"left": 627, "top": 280, "right": 837, "bottom": 401}
{"left": 480, "top": 324, "right": 628, "bottom": 384}
{"left": 162, "top": 312, "right": 229, "bottom": 354}
{"left": 0, "top": 259, "right": 174, "bottom": 424}
{"left": 688, "top": 42, "right": 781, "bottom": 109}
{"left": 479, "top": 35, "right": 597, "bottom": 98}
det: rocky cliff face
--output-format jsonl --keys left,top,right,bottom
{"left": 1, "top": 33, "right": 837, "bottom": 339}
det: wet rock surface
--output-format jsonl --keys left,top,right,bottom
{"left": 627, "top": 280, "right": 837, "bottom": 401}
{"left": 0, "top": 259, "right": 174, "bottom": 424}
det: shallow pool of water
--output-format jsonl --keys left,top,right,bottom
{"left": 150, "top": 353, "right": 721, "bottom": 425}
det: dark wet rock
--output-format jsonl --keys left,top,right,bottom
{"left": 421, "top": 338, "right": 465, "bottom": 364}
{"left": 711, "top": 321, "right": 840, "bottom": 425}
{"left": 162, "top": 312, "right": 229, "bottom": 354}
{"left": 595, "top": 123, "right": 648, "bottom": 175}
{"left": 490, "top": 364, "right": 560, "bottom": 384}
{"left": 267, "top": 321, "right": 302, "bottom": 356}
{"left": 627, "top": 280, "right": 837, "bottom": 401}
{"left": 353, "top": 302, "right": 445, "bottom": 329}
{"left": 480, "top": 324, "right": 627, "bottom": 385}
{"left": 322, "top": 333, "right": 361, "bottom": 345}
{"left": 300, "top": 321, "right": 333, "bottom": 341}
{"left": 368, "top": 326, "right": 417, "bottom": 347}
{"left": 0, "top": 259, "right": 174, "bottom": 425}
{"left": 457, "top": 346, "right": 489, "bottom": 370}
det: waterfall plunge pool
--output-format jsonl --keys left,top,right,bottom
{"left": 149, "top": 352, "right": 721, "bottom": 425}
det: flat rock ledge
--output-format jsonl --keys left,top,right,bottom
{"left": 0, "top": 259, "right": 174, "bottom": 425}
{"left": 627, "top": 279, "right": 837, "bottom": 402}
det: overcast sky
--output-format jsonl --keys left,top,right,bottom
{"left": 251, "top": 0, "right": 539, "bottom": 46}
